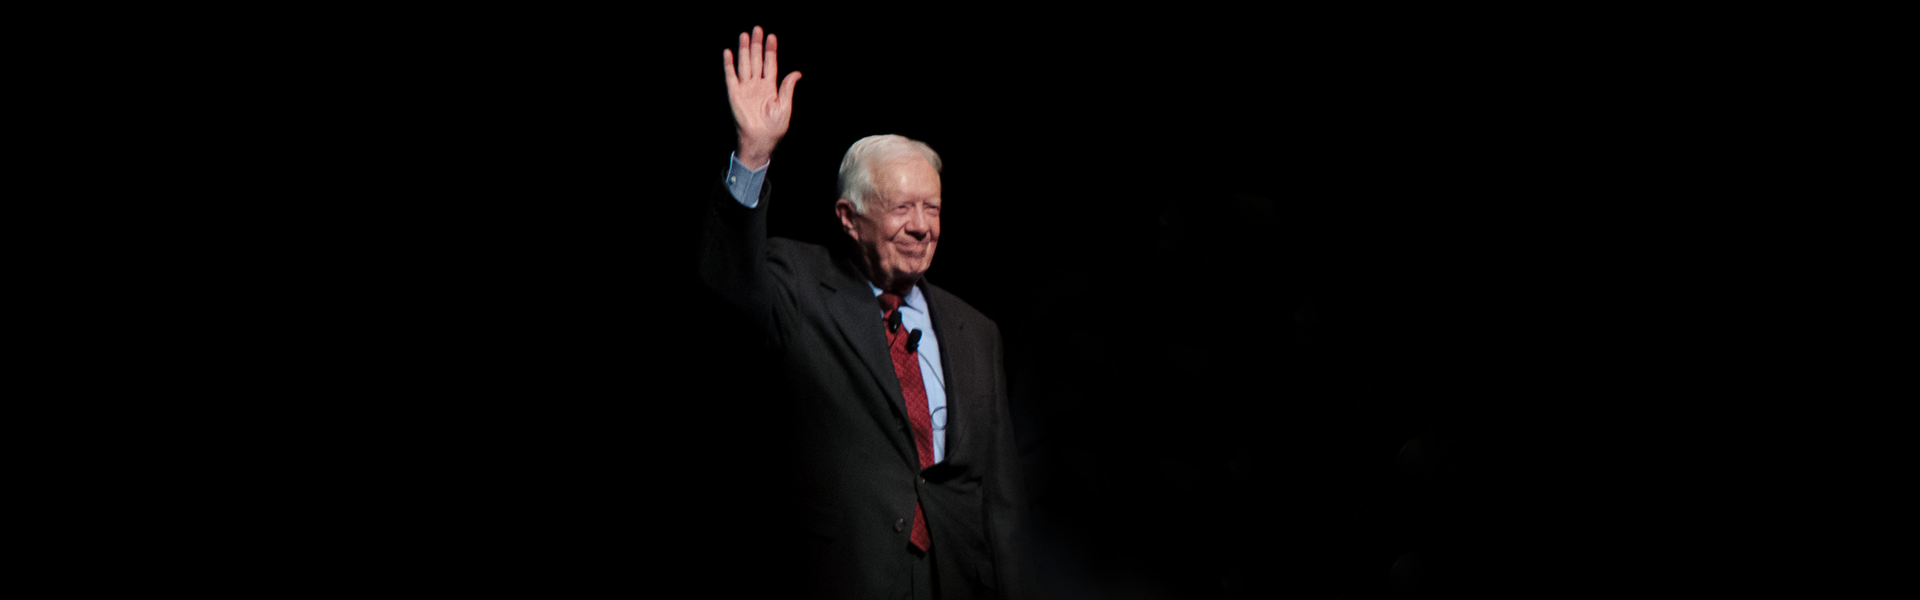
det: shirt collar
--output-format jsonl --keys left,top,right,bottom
{"left": 867, "top": 280, "right": 928, "bottom": 314}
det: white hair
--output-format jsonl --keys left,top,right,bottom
{"left": 838, "top": 134, "right": 942, "bottom": 214}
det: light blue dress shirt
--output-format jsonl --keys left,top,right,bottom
{"left": 726, "top": 153, "right": 949, "bottom": 463}
{"left": 726, "top": 152, "right": 770, "bottom": 208}
{"left": 865, "top": 280, "right": 949, "bottom": 464}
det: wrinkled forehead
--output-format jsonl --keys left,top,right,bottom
{"left": 871, "top": 156, "right": 942, "bottom": 201}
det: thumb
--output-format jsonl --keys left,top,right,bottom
{"left": 780, "top": 71, "right": 802, "bottom": 103}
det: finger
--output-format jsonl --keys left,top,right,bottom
{"left": 750, "top": 26, "right": 764, "bottom": 79}
{"left": 756, "top": 33, "right": 771, "bottom": 80}
{"left": 780, "top": 71, "right": 802, "bottom": 105}
{"left": 737, "top": 32, "right": 750, "bottom": 82}
{"left": 723, "top": 49, "right": 738, "bottom": 89}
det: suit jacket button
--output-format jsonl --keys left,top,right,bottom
{"left": 918, "top": 477, "right": 927, "bottom": 484}
{"left": 894, "top": 518, "right": 905, "bottom": 532}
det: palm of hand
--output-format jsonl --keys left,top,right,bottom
{"left": 725, "top": 27, "right": 801, "bottom": 166}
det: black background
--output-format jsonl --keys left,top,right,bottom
{"left": 236, "top": 8, "right": 1725, "bottom": 599}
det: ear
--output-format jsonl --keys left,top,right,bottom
{"left": 835, "top": 199, "right": 859, "bottom": 239}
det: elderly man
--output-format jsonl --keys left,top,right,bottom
{"left": 699, "top": 26, "right": 1030, "bottom": 600}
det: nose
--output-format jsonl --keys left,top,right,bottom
{"left": 904, "top": 207, "right": 929, "bottom": 238}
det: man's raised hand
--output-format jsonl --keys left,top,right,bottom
{"left": 725, "top": 26, "right": 801, "bottom": 170}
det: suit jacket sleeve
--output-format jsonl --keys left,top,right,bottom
{"left": 697, "top": 165, "right": 798, "bottom": 347}
{"left": 983, "top": 321, "right": 1035, "bottom": 598}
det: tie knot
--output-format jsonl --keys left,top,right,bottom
{"left": 877, "top": 292, "right": 903, "bottom": 314}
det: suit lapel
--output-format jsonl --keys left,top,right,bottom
{"left": 822, "top": 261, "right": 916, "bottom": 466}
{"left": 923, "top": 281, "right": 973, "bottom": 464}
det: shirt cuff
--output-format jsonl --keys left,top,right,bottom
{"left": 726, "top": 152, "right": 769, "bottom": 208}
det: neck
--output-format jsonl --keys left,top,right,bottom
{"left": 859, "top": 263, "right": 918, "bottom": 296}
{"left": 850, "top": 239, "right": 919, "bottom": 296}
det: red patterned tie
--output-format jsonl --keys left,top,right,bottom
{"left": 879, "top": 292, "right": 935, "bottom": 552}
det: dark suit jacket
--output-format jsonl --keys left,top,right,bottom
{"left": 699, "top": 170, "right": 1030, "bottom": 599}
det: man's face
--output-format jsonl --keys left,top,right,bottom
{"left": 838, "top": 155, "right": 942, "bottom": 291}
